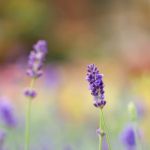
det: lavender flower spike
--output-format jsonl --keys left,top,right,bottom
{"left": 86, "top": 64, "right": 106, "bottom": 108}
{"left": 27, "top": 40, "right": 48, "bottom": 78}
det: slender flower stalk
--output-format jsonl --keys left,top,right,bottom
{"left": 99, "top": 109, "right": 103, "bottom": 150}
{"left": 25, "top": 78, "right": 36, "bottom": 150}
{"left": 101, "top": 109, "right": 111, "bottom": 150}
{"left": 24, "top": 40, "right": 47, "bottom": 150}
{"left": 86, "top": 64, "right": 111, "bottom": 150}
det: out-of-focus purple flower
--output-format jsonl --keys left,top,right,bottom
{"left": 26, "top": 40, "right": 47, "bottom": 78}
{"left": 0, "top": 98, "right": 17, "bottom": 128}
{"left": 86, "top": 64, "right": 106, "bottom": 108}
{"left": 44, "top": 65, "right": 61, "bottom": 89}
{"left": 135, "top": 101, "right": 146, "bottom": 119}
{"left": 24, "top": 88, "right": 37, "bottom": 98}
{"left": 121, "top": 125, "right": 136, "bottom": 150}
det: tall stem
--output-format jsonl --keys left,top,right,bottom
{"left": 101, "top": 109, "right": 111, "bottom": 150}
{"left": 25, "top": 78, "right": 36, "bottom": 150}
{"left": 99, "top": 109, "right": 103, "bottom": 150}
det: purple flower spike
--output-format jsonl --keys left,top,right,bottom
{"left": 27, "top": 40, "right": 47, "bottom": 78}
{"left": 24, "top": 88, "right": 37, "bottom": 98}
{"left": 121, "top": 125, "right": 136, "bottom": 149}
{"left": 86, "top": 64, "right": 106, "bottom": 108}
{"left": 0, "top": 98, "right": 17, "bottom": 128}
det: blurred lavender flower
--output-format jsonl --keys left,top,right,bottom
{"left": 0, "top": 98, "right": 17, "bottom": 128}
{"left": 86, "top": 64, "right": 106, "bottom": 108}
{"left": 24, "top": 40, "right": 48, "bottom": 150}
{"left": 44, "top": 65, "right": 61, "bottom": 89}
{"left": 121, "top": 125, "right": 136, "bottom": 150}
{"left": 26, "top": 40, "right": 48, "bottom": 78}
{"left": 135, "top": 101, "right": 146, "bottom": 119}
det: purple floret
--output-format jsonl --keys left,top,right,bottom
{"left": 27, "top": 40, "right": 47, "bottom": 78}
{"left": 96, "top": 128, "right": 105, "bottom": 136}
{"left": 33, "top": 40, "right": 48, "bottom": 54}
{"left": 24, "top": 88, "right": 37, "bottom": 98}
{"left": 86, "top": 64, "right": 106, "bottom": 108}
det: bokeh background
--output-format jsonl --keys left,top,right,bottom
{"left": 0, "top": 0, "right": 150, "bottom": 149}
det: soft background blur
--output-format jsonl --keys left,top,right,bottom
{"left": 0, "top": 0, "right": 150, "bottom": 149}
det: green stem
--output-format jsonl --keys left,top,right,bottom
{"left": 101, "top": 109, "right": 111, "bottom": 150}
{"left": 25, "top": 99, "right": 31, "bottom": 150}
{"left": 25, "top": 78, "right": 36, "bottom": 150}
{"left": 99, "top": 109, "right": 103, "bottom": 150}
